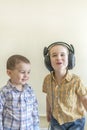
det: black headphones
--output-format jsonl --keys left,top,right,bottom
{"left": 43, "top": 41, "right": 75, "bottom": 71}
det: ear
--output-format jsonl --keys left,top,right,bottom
{"left": 7, "top": 69, "right": 12, "bottom": 77}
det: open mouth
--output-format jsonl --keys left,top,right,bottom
{"left": 56, "top": 62, "right": 62, "bottom": 65}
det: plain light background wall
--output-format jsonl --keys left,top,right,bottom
{"left": 0, "top": 0, "right": 87, "bottom": 117}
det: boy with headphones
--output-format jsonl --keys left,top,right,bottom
{"left": 42, "top": 42, "right": 87, "bottom": 130}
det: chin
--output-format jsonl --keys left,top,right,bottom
{"left": 21, "top": 82, "right": 26, "bottom": 85}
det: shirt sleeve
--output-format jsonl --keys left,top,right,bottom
{"left": 0, "top": 91, "right": 4, "bottom": 130}
{"left": 76, "top": 78, "right": 87, "bottom": 96}
{"left": 32, "top": 90, "right": 40, "bottom": 128}
{"left": 42, "top": 76, "right": 48, "bottom": 93}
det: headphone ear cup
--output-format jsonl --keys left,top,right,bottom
{"left": 44, "top": 55, "right": 53, "bottom": 71}
{"left": 43, "top": 47, "right": 48, "bottom": 56}
{"left": 68, "top": 53, "right": 75, "bottom": 69}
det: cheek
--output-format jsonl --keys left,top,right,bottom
{"left": 65, "top": 57, "right": 68, "bottom": 65}
{"left": 50, "top": 58, "right": 54, "bottom": 65}
{"left": 15, "top": 74, "right": 22, "bottom": 79}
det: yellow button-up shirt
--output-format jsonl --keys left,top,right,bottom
{"left": 42, "top": 71, "right": 87, "bottom": 125}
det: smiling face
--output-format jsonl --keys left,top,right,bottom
{"left": 7, "top": 62, "right": 31, "bottom": 86}
{"left": 49, "top": 45, "right": 69, "bottom": 72}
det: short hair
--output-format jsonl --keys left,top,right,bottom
{"left": 7, "top": 54, "right": 30, "bottom": 70}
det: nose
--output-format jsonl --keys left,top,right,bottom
{"left": 57, "top": 54, "right": 61, "bottom": 60}
{"left": 24, "top": 72, "right": 29, "bottom": 77}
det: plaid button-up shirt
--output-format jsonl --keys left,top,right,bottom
{"left": 0, "top": 81, "right": 40, "bottom": 130}
{"left": 43, "top": 71, "right": 87, "bottom": 125}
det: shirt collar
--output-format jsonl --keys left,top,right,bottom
{"left": 65, "top": 71, "right": 72, "bottom": 81}
{"left": 7, "top": 80, "right": 28, "bottom": 92}
{"left": 51, "top": 71, "right": 72, "bottom": 82}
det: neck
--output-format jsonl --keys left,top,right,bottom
{"left": 54, "top": 69, "right": 67, "bottom": 84}
{"left": 10, "top": 80, "right": 23, "bottom": 91}
{"left": 16, "top": 85, "right": 23, "bottom": 91}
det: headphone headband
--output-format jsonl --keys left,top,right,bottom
{"left": 47, "top": 41, "right": 75, "bottom": 54}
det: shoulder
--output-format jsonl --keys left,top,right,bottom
{"left": 67, "top": 72, "right": 81, "bottom": 81}
{"left": 0, "top": 85, "right": 9, "bottom": 94}
{"left": 25, "top": 84, "right": 34, "bottom": 92}
{"left": 44, "top": 73, "right": 51, "bottom": 81}
{"left": 0, "top": 85, "right": 10, "bottom": 103}
{"left": 71, "top": 74, "right": 82, "bottom": 83}
{"left": 42, "top": 73, "right": 52, "bottom": 93}
{"left": 25, "top": 84, "right": 36, "bottom": 97}
{"left": 25, "top": 84, "right": 38, "bottom": 101}
{"left": 72, "top": 73, "right": 80, "bottom": 79}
